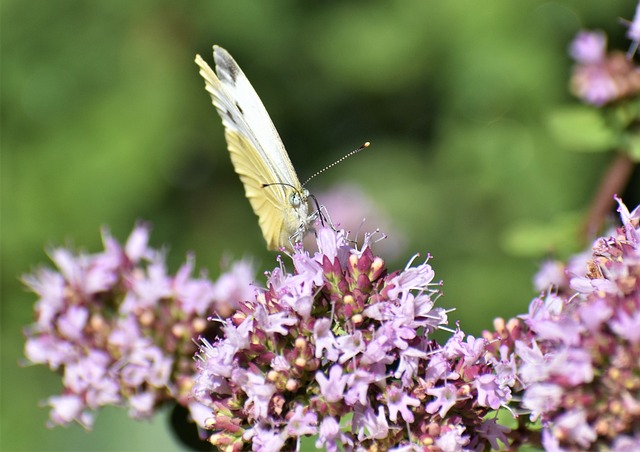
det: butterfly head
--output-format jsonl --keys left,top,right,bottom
{"left": 289, "top": 188, "right": 309, "bottom": 209}
{"left": 289, "top": 187, "right": 312, "bottom": 236}
{"left": 262, "top": 182, "right": 310, "bottom": 221}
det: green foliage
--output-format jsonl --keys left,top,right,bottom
{"left": 2, "top": 0, "right": 635, "bottom": 450}
{"left": 503, "top": 211, "right": 584, "bottom": 257}
{"left": 548, "top": 107, "right": 617, "bottom": 152}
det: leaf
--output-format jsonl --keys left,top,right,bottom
{"left": 622, "top": 132, "right": 640, "bottom": 161}
{"left": 548, "top": 107, "right": 617, "bottom": 153}
{"left": 502, "top": 211, "right": 584, "bottom": 258}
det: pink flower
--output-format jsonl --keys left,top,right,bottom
{"left": 316, "top": 365, "right": 348, "bottom": 403}
{"left": 569, "top": 31, "right": 606, "bottom": 64}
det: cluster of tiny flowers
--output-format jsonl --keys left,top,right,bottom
{"left": 568, "top": 29, "right": 640, "bottom": 106}
{"left": 569, "top": 1, "right": 640, "bottom": 109}
{"left": 484, "top": 197, "right": 640, "bottom": 451}
{"left": 192, "top": 228, "right": 513, "bottom": 451}
{"left": 23, "top": 224, "right": 255, "bottom": 429}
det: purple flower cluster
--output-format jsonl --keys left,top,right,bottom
{"left": 485, "top": 198, "right": 640, "bottom": 450}
{"left": 192, "top": 228, "right": 513, "bottom": 450}
{"left": 568, "top": 30, "right": 640, "bottom": 106}
{"left": 23, "top": 224, "right": 255, "bottom": 428}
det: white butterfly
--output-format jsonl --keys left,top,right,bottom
{"left": 195, "top": 46, "right": 313, "bottom": 251}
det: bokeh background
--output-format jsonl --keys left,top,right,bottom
{"left": 2, "top": 0, "right": 638, "bottom": 450}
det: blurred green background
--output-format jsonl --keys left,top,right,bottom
{"left": 2, "top": 0, "right": 637, "bottom": 450}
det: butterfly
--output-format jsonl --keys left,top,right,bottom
{"left": 195, "top": 46, "right": 313, "bottom": 251}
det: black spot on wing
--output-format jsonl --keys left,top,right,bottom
{"left": 235, "top": 102, "right": 244, "bottom": 115}
{"left": 213, "top": 47, "right": 240, "bottom": 84}
{"left": 218, "top": 51, "right": 240, "bottom": 83}
{"left": 218, "top": 106, "right": 239, "bottom": 126}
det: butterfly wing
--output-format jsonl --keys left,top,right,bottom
{"left": 211, "top": 46, "right": 299, "bottom": 186}
{"left": 195, "top": 47, "right": 309, "bottom": 250}
{"left": 224, "top": 129, "right": 289, "bottom": 250}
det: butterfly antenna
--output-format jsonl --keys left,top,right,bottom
{"left": 262, "top": 182, "right": 298, "bottom": 190}
{"left": 302, "top": 142, "right": 370, "bottom": 187}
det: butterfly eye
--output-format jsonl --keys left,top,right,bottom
{"left": 289, "top": 190, "right": 311, "bottom": 208}
{"left": 289, "top": 192, "right": 302, "bottom": 207}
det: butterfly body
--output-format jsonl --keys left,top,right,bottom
{"left": 195, "top": 46, "right": 312, "bottom": 250}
